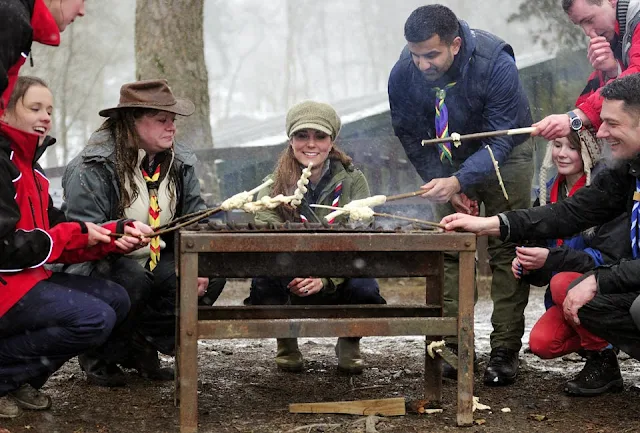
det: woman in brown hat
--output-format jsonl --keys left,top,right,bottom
{"left": 62, "top": 79, "right": 226, "bottom": 387}
{"left": 249, "top": 100, "right": 386, "bottom": 374}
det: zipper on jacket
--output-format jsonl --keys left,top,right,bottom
{"left": 33, "top": 172, "right": 47, "bottom": 226}
{"left": 28, "top": 197, "right": 37, "bottom": 226}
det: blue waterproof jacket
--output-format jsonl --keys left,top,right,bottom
{"left": 388, "top": 20, "right": 532, "bottom": 190}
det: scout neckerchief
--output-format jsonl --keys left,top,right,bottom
{"left": 434, "top": 82, "right": 457, "bottom": 164}
{"left": 142, "top": 164, "right": 162, "bottom": 270}
{"left": 631, "top": 178, "right": 640, "bottom": 259}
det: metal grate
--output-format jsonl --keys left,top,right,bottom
{"left": 185, "top": 220, "right": 439, "bottom": 233}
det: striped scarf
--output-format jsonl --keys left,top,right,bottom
{"left": 142, "top": 164, "right": 162, "bottom": 270}
{"left": 434, "top": 82, "right": 457, "bottom": 164}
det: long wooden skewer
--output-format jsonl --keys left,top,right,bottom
{"left": 385, "top": 189, "right": 424, "bottom": 202}
{"left": 108, "top": 206, "right": 222, "bottom": 239}
{"left": 421, "top": 126, "right": 536, "bottom": 146}
{"left": 373, "top": 212, "right": 445, "bottom": 229}
{"left": 153, "top": 207, "right": 213, "bottom": 232}
{"left": 309, "top": 204, "right": 444, "bottom": 229}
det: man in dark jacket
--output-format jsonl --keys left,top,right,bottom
{"left": 442, "top": 73, "right": 640, "bottom": 393}
{"left": 388, "top": 4, "right": 534, "bottom": 385}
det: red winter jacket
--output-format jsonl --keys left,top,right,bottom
{"left": 578, "top": 19, "right": 640, "bottom": 129}
{"left": 0, "top": 122, "right": 123, "bottom": 318}
{"left": 0, "top": 0, "right": 60, "bottom": 114}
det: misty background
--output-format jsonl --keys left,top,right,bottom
{"left": 27, "top": 0, "right": 589, "bottom": 204}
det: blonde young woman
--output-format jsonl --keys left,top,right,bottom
{"left": 249, "top": 101, "right": 386, "bottom": 374}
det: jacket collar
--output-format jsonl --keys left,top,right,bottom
{"left": 0, "top": 121, "right": 55, "bottom": 164}
{"left": 31, "top": 0, "right": 61, "bottom": 47}
{"left": 627, "top": 155, "right": 640, "bottom": 177}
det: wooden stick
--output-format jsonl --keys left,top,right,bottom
{"left": 373, "top": 212, "right": 445, "bottom": 229}
{"left": 153, "top": 207, "right": 213, "bottom": 232}
{"left": 310, "top": 204, "right": 444, "bottom": 229}
{"left": 385, "top": 189, "right": 424, "bottom": 202}
{"left": 108, "top": 207, "right": 222, "bottom": 239}
{"left": 421, "top": 126, "right": 536, "bottom": 146}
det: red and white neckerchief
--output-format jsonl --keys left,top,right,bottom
{"left": 299, "top": 181, "right": 343, "bottom": 224}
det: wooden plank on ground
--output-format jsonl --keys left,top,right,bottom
{"left": 289, "top": 397, "right": 406, "bottom": 416}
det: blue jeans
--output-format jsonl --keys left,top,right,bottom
{"left": 0, "top": 273, "right": 130, "bottom": 396}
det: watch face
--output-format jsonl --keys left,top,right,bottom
{"left": 571, "top": 117, "right": 582, "bottom": 130}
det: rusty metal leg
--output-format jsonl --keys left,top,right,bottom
{"left": 179, "top": 251, "right": 199, "bottom": 433}
{"left": 457, "top": 251, "right": 475, "bottom": 426}
{"left": 424, "top": 253, "right": 444, "bottom": 405}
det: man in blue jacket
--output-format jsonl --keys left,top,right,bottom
{"left": 388, "top": 4, "right": 534, "bottom": 386}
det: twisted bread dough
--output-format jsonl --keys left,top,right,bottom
{"left": 324, "top": 194, "right": 387, "bottom": 221}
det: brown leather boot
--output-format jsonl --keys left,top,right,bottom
{"left": 335, "top": 337, "right": 365, "bottom": 374}
{"left": 0, "top": 395, "right": 21, "bottom": 418}
{"left": 275, "top": 338, "right": 303, "bottom": 372}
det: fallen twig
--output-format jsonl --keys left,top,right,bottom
{"left": 283, "top": 423, "right": 341, "bottom": 433}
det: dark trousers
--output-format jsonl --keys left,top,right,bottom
{"left": 579, "top": 290, "right": 640, "bottom": 361}
{"left": 0, "top": 273, "right": 130, "bottom": 396}
{"left": 250, "top": 277, "right": 386, "bottom": 305}
{"left": 90, "top": 252, "right": 225, "bottom": 359}
{"left": 432, "top": 141, "right": 534, "bottom": 350}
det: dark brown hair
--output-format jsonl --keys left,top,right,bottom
{"left": 6, "top": 76, "right": 49, "bottom": 113}
{"left": 270, "top": 143, "right": 353, "bottom": 221}
{"left": 96, "top": 108, "right": 177, "bottom": 217}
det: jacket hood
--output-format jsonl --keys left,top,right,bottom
{"left": 32, "top": 0, "right": 61, "bottom": 47}
{"left": 454, "top": 20, "right": 476, "bottom": 73}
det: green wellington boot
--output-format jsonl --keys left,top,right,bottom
{"left": 336, "top": 337, "right": 365, "bottom": 374}
{"left": 275, "top": 338, "right": 303, "bottom": 372}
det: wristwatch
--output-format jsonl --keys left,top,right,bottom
{"left": 568, "top": 111, "right": 583, "bottom": 131}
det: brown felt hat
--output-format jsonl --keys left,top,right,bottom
{"left": 98, "top": 79, "right": 195, "bottom": 118}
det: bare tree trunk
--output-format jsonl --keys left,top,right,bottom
{"left": 135, "top": 0, "right": 219, "bottom": 201}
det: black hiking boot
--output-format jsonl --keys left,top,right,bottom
{"left": 564, "top": 348, "right": 624, "bottom": 396}
{"left": 78, "top": 354, "right": 127, "bottom": 387}
{"left": 484, "top": 347, "right": 519, "bottom": 386}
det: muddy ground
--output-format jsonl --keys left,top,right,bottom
{"left": 2, "top": 278, "right": 640, "bottom": 433}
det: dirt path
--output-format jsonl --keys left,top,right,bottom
{"left": 2, "top": 279, "right": 639, "bottom": 433}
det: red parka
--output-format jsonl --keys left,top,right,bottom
{"left": 0, "top": 121, "right": 124, "bottom": 317}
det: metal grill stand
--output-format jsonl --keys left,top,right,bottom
{"left": 175, "top": 228, "right": 476, "bottom": 432}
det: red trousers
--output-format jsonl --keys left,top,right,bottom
{"left": 529, "top": 272, "right": 608, "bottom": 359}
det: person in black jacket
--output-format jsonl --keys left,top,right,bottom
{"left": 0, "top": 0, "right": 86, "bottom": 114}
{"left": 441, "top": 73, "right": 640, "bottom": 396}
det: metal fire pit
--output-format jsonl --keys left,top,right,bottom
{"left": 175, "top": 223, "right": 476, "bottom": 433}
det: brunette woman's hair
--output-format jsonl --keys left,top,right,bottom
{"left": 96, "top": 108, "right": 177, "bottom": 217}
{"left": 6, "top": 76, "right": 49, "bottom": 112}
{"left": 270, "top": 143, "right": 353, "bottom": 221}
